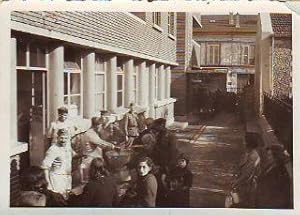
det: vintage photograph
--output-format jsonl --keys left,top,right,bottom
{"left": 5, "top": 2, "right": 297, "bottom": 209}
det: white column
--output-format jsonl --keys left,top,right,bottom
{"left": 49, "top": 45, "right": 64, "bottom": 123}
{"left": 10, "top": 38, "right": 17, "bottom": 145}
{"left": 0, "top": 7, "right": 11, "bottom": 207}
{"left": 165, "top": 66, "right": 171, "bottom": 99}
{"left": 83, "top": 51, "right": 95, "bottom": 118}
{"left": 158, "top": 64, "right": 165, "bottom": 100}
{"left": 107, "top": 55, "right": 117, "bottom": 112}
{"left": 124, "top": 58, "right": 134, "bottom": 107}
{"left": 138, "top": 61, "right": 148, "bottom": 106}
{"left": 148, "top": 63, "right": 156, "bottom": 118}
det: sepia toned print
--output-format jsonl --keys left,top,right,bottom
{"left": 8, "top": 10, "right": 293, "bottom": 208}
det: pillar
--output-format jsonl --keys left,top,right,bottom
{"left": 106, "top": 55, "right": 117, "bottom": 112}
{"left": 165, "top": 66, "right": 171, "bottom": 99}
{"left": 83, "top": 51, "right": 95, "bottom": 118}
{"left": 138, "top": 61, "right": 148, "bottom": 106}
{"left": 148, "top": 63, "right": 156, "bottom": 118}
{"left": 49, "top": 45, "right": 64, "bottom": 123}
{"left": 11, "top": 38, "right": 17, "bottom": 145}
{"left": 124, "top": 58, "right": 134, "bottom": 107}
{"left": 158, "top": 64, "right": 165, "bottom": 100}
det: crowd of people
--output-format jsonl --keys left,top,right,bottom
{"left": 17, "top": 103, "right": 292, "bottom": 208}
{"left": 18, "top": 103, "right": 194, "bottom": 207}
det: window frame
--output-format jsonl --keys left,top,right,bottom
{"left": 206, "top": 44, "right": 220, "bottom": 65}
{"left": 152, "top": 12, "right": 162, "bottom": 31}
{"left": 168, "top": 12, "right": 175, "bottom": 36}
{"left": 95, "top": 55, "right": 107, "bottom": 113}
{"left": 117, "top": 66, "right": 125, "bottom": 108}
{"left": 63, "top": 53, "right": 83, "bottom": 117}
{"left": 133, "top": 64, "right": 139, "bottom": 104}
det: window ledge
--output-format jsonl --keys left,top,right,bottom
{"left": 153, "top": 24, "right": 163, "bottom": 33}
{"left": 168, "top": 34, "right": 176, "bottom": 41}
{"left": 10, "top": 142, "right": 28, "bottom": 157}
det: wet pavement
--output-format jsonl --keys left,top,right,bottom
{"left": 174, "top": 112, "right": 245, "bottom": 207}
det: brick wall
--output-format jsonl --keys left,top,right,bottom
{"left": 11, "top": 12, "right": 176, "bottom": 62}
{"left": 273, "top": 39, "right": 292, "bottom": 100}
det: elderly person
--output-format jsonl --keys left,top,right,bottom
{"left": 256, "top": 144, "right": 292, "bottom": 208}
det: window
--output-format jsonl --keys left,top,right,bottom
{"left": 207, "top": 44, "right": 220, "bottom": 65}
{"left": 241, "top": 45, "right": 255, "bottom": 65}
{"left": 168, "top": 12, "right": 175, "bottom": 35}
{"left": 152, "top": 12, "right": 161, "bottom": 26}
{"left": 117, "top": 59, "right": 124, "bottom": 107}
{"left": 64, "top": 51, "right": 82, "bottom": 117}
{"left": 249, "top": 45, "right": 255, "bottom": 65}
{"left": 154, "top": 67, "right": 159, "bottom": 101}
{"left": 17, "top": 40, "right": 46, "bottom": 68}
{"left": 241, "top": 46, "right": 249, "bottom": 65}
{"left": 95, "top": 55, "right": 106, "bottom": 113}
{"left": 133, "top": 64, "right": 139, "bottom": 104}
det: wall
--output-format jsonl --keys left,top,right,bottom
{"left": 272, "top": 39, "right": 292, "bottom": 100}
{"left": 11, "top": 12, "right": 176, "bottom": 63}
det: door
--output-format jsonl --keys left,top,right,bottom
{"left": 17, "top": 70, "right": 47, "bottom": 166}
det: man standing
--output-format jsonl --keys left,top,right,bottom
{"left": 47, "top": 106, "right": 78, "bottom": 146}
{"left": 41, "top": 128, "right": 77, "bottom": 199}
{"left": 82, "top": 117, "right": 116, "bottom": 152}
{"left": 124, "top": 103, "right": 139, "bottom": 148}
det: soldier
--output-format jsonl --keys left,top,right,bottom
{"left": 124, "top": 103, "right": 139, "bottom": 148}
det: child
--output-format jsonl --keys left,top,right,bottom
{"left": 166, "top": 153, "right": 193, "bottom": 207}
{"left": 41, "top": 128, "right": 77, "bottom": 199}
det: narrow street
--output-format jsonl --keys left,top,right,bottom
{"left": 175, "top": 112, "right": 245, "bottom": 207}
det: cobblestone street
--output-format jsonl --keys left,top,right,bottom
{"left": 175, "top": 112, "right": 245, "bottom": 207}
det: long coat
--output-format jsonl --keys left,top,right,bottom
{"left": 256, "top": 163, "right": 291, "bottom": 208}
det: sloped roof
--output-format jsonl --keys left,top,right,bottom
{"left": 270, "top": 13, "right": 292, "bottom": 38}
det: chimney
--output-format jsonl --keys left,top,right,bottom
{"left": 229, "top": 12, "right": 234, "bottom": 25}
{"left": 235, "top": 13, "right": 240, "bottom": 28}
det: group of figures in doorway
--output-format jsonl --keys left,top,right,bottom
{"left": 18, "top": 104, "right": 193, "bottom": 208}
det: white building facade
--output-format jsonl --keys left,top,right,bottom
{"left": 7, "top": 11, "right": 177, "bottom": 205}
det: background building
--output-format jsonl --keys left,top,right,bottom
{"left": 9, "top": 11, "right": 177, "bottom": 206}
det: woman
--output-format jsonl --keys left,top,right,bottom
{"left": 77, "top": 158, "right": 117, "bottom": 207}
{"left": 256, "top": 144, "right": 291, "bottom": 208}
{"left": 123, "top": 157, "right": 158, "bottom": 207}
{"left": 135, "top": 157, "right": 158, "bottom": 207}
